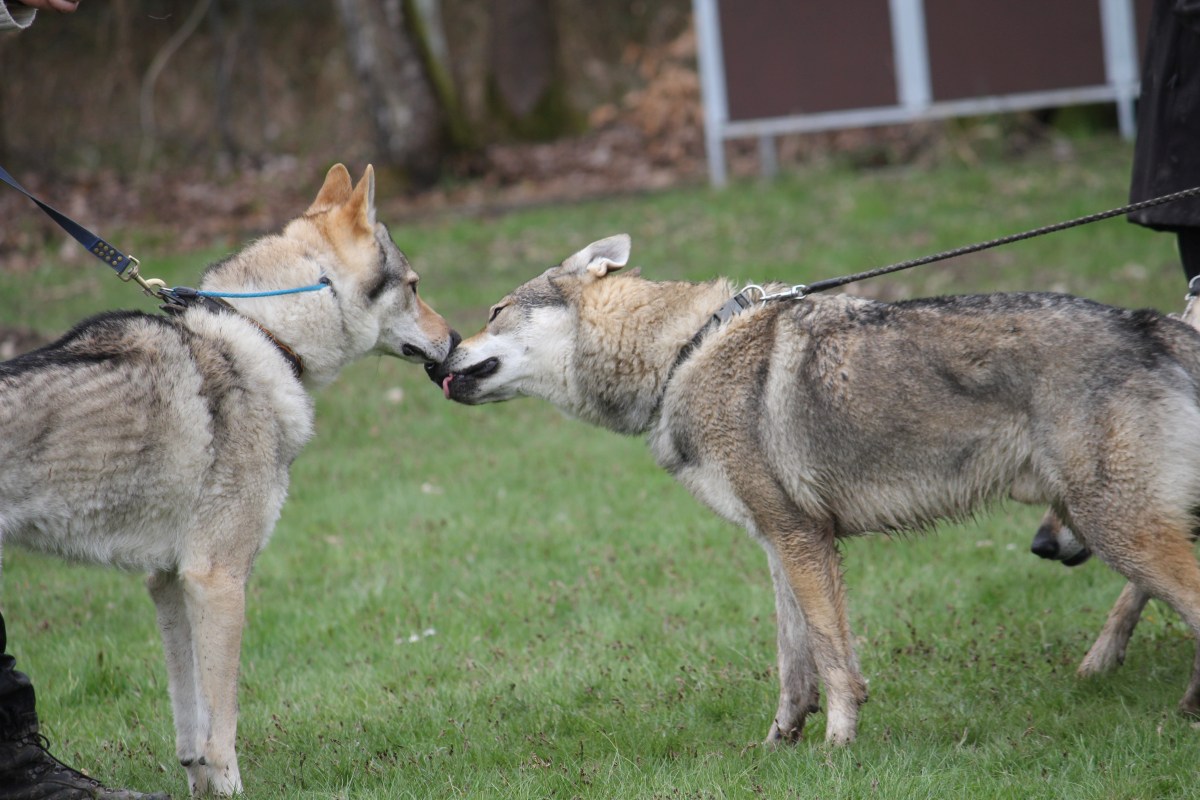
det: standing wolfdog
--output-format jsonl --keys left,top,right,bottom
{"left": 428, "top": 233, "right": 1200, "bottom": 745}
{"left": 0, "top": 164, "right": 454, "bottom": 795}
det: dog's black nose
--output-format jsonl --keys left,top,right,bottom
{"left": 1030, "top": 525, "right": 1060, "bottom": 560}
{"left": 423, "top": 331, "right": 460, "bottom": 385}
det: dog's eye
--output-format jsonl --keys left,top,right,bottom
{"left": 488, "top": 304, "right": 507, "bottom": 323}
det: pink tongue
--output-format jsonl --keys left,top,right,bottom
{"left": 441, "top": 374, "right": 453, "bottom": 399}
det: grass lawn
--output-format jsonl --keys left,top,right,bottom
{"left": 3, "top": 134, "right": 1200, "bottom": 799}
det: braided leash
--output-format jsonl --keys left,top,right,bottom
{"left": 770, "top": 184, "right": 1200, "bottom": 301}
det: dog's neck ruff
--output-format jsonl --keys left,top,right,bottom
{"left": 161, "top": 290, "right": 305, "bottom": 379}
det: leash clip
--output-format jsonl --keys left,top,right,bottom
{"left": 743, "top": 283, "right": 809, "bottom": 304}
{"left": 117, "top": 256, "right": 168, "bottom": 297}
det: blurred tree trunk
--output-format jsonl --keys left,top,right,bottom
{"left": 487, "top": 0, "right": 576, "bottom": 139}
{"left": 137, "top": 0, "right": 212, "bottom": 173}
{"left": 209, "top": 0, "right": 240, "bottom": 167}
{"left": 334, "top": 0, "right": 444, "bottom": 186}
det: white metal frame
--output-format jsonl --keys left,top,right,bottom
{"left": 694, "top": 0, "right": 1143, "bottom": 186}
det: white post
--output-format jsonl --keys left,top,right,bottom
{"left": 694, "top": 0, "right": 731, "bottom": 187}
{"left": 758, "top": 135, "right": 778, "bottom": 179}
{"left": 889, "top": 0, "right": 932, "bottom": 115}
{"left": 1099, "top": 0, "right": 1141, "bottom": 139}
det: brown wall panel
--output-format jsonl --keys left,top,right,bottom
{"left": 924, "top": 0, "right": 1107, "bottom": 100}
{"left": 719, "top": 0, "right": 897, "bottom": 121}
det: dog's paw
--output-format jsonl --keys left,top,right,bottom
{"left": 765, "top": 719, "right": 805, "bottom": 746}
{"left": 822, "top": 706, "right": 859, "bottom": 746}
{"left": 766, "top": 692, "right": 822, "bottom": 746}
{"left": 204, "top": 761, "right": 243, "bottom": 797}
{"left": 823, "top": 727, "right": 857, "bottom": 746}
{"left": 1077, "top": 639, "right": 1125, "bottom": 677}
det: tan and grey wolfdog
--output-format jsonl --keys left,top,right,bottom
{"left": 428, "top": 233, "right": 1200, "bottom": 745}
{"left": 0, "top": 164, "right": 454, "bottom": 796}
{"left": 1028, "top": 295, "right": 1200, "bottom": 677}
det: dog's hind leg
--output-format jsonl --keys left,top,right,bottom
{"left": 181, "top": 564, "right": 247, "bottom": 796}
{"left": 148, "top": 570, "right": 210, "bottom": 794}
{"left": 1077, "top": 514, "right": 1200, "bottom": 716}
{"left": 1077, "top": 582, "right": 1149, "bottom": 677}
{"left": 763, "top": 545, "right": 821, "bottom": 744}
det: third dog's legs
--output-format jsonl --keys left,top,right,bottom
{"left": 763, "top": 545, "right": 821, "bottom": 743}
{"left": 1078, "top": 582, "right": 1148, "bottom": 676}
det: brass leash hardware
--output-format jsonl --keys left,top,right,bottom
{"left": 117, "top": 256, "right": 167, "bottom": 297}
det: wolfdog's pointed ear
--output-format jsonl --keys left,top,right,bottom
{"left": 340, "top": 164, "right": 377, "bottom": 235}
{"left": 307, "top": 163, "right": 354, "bottom": 215}
{"left": 562, "top": 234, "right": 631, "bottom": 279}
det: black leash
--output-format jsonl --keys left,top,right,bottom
{"left": 0, "top": 163, "right": 146, "bottom": 285}
{"left": 1, "top": 163, "right": 320, "bottom": 377}
{"left": 8, "top": 160, "right": 1200, "bottom": 307}
{"left": 1, "top": 163, "right": 331, "bottom": 310}
{"left": 801, "top": 183, "right": 1200, "bottom": 296}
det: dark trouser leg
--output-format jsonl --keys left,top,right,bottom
{"left": 0, "top": 610, "right": 38, "bottom": 740}
{"left": 1177, "top": 228, "right": 1200, "bottom": 284}
{"left": 0, "top": 610, "right": 172, "bottom": 798}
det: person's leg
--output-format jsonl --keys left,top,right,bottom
{"left": 0, "top": 610, "right": 171, "bottom": 800}
{"left": 0, "top": 610, "right": 39, "bottom": 741}
{"left": 1177, "top": 228, "right": 1200, "bottom": 284}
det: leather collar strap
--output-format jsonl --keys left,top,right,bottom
{"left": 651, "top": 289, "right": 757, "bottom": 422}
{"left": 161, "top": 288, "right": 304, "bottom": 379}
{"left": 667, "top": 289, "right": 756, "bottom": 380}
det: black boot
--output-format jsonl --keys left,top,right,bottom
{"left": 0, "top": 731, "right": 171, "bottom": 800}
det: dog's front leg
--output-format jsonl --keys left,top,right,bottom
{"left": 148, "top": 570, "right": 210, "bottom": 793}
{"left": 182, "top": 565, "right": 247, "bottom": 796}
{"left": 762, "top": 544, "right": 820, "bottom": 744}
{"left": 767, "top": 520, "right": 866, "bottom": 745}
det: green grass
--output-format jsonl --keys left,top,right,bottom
{"left": 5, "top": 134, "right": 1200, "bottom": 798}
